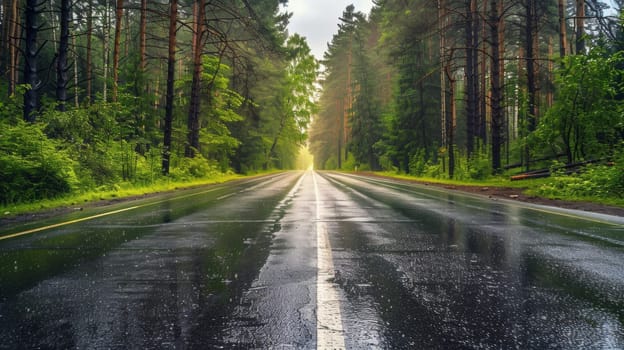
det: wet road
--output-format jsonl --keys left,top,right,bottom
{"left": 1, "top": 171, "right": 623, "bottom": 349}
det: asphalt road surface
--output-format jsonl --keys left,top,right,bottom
{"left": 1, "top": 171, "right": 623, "bottom": 349}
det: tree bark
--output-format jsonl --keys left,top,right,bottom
{"left": 103, "top": 1, "right": 110, "bottom": 102}
{"left": 480, "top": 0, "right": 488, "bottom": 148}
{"left": 524, "top": 0, "right": 538, "bottom": 171}
{"left": 56, "top": 0, "right": 71, "bottom": 111}
{"left": 8, "top": 0, "right": 19, "bottom": 96}
{"left": 444, "top": 51, "right": 456, "bottom": 179}
{"left": 112, "top": 0, "right": 124, "bottom": 102}
{"left": 186, "top": 0, "right": 205, "bottom": 158}
{"left": 447, "top": 70, "right": 456, "bottom": 179}
{"left": 23, "top": 0, "right": 39, "bottom": 122}
{"left": 465, "top": 0, "right": 479, "bottom": 156}
{"left": 86, "top": 0, "right": 93, "bottom": 104}
{"left": 1, "top": 0, "right": 9, "bottom": 80}
{"left": 438, "top": 0, "right": 447, "bottom": 153}
{"left": 72, "top": 9, "right": 79, "bottom": 108}
{"left": 162, "top": 0, "right": 177, "bottom": 175}
{"left": 490, "top": 0, "right": 504, "bottom": 172}
{"left": 558, "top": 0, "right": 568, "bottom": 58}
{"left": 576, "top": 0, "right": 585, "bottom": 54}
{"left": 139, "top": 0, "right": 147, "bottom": 71}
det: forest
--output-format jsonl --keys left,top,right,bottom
{"left": 0, "top": 0, "right": 318, "bottom": 206}
{"left": 309, "top": 0, "right": 624, "bottom": 201}
{"left": 1, "top": 0, "right": 623, "bottom": 209}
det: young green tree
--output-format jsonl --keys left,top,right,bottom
{"left": 264, "top": 34, "right": 318, "bottom": 169}
{"left": 537, "top": 48, "right": 624, "bottom": 163}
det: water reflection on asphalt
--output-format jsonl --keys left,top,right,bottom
{"left": 0, "top": 174, "right": 299, "bottom": 349}
{"left": 0, "top": 171, "right": 622, "bottom": 349}
{"left": 322, "top": 172, "right": 624, "bottom": 349}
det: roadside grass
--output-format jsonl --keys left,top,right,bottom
{"left": 1, "top": 170, "right": 283, "bottom": 217}
{"left": 372, "top": 171, "right": 624, "bottom": 208}
{"left": 524, "top": 187, "right": 624, "bottom": 208}
{"left": 372, "top": 171, "right": 548, "bottom": 189}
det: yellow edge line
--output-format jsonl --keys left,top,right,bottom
{"left": 0, "top": 185, "right": 237, "bottom": 242}
{"left": 0, "top": 206, "right": 140, "bottom": 241}
{"left": 0, "top": 173, "right": 291, "bottom": 242}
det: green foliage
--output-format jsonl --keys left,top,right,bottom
{"left": 169, "top": 154, "right": 221, "bottom": 181}
{"left": 535, "top": 48, "right": 624, "bottom": 163}
{"left": 179, "top": 55, "right": 245, "bottom": 172}
{"left": 0, "top": 0, "right": 319, "bottom": 210}
{"left": 536, "top": 150, "right": 624, "bottom": 199}
{"left": 408, "top": 149, "right": 428, "bottom": 176}
{"left": 0, "top": 120, "right": 76, "bottom": 204}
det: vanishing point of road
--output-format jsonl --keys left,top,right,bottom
{"left": 1, "top": 171, "right": 623, "bottom": 349}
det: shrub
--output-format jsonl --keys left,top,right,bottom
{"left": 169, "top": 154, "right": 219, "bottom": 181}
{"left": 535, "top": 151, "right": 624, "bottom": 199}
{"left": 0, "top": 121, "right": 76, "bottom": 204}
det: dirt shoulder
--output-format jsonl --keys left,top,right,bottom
{"left": 361, "top": 172, "right": 624, "bottom": 218}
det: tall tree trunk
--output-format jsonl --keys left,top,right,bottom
{"left": 336, "top": 99, "right": 342, "bottom": 169}
{"left": 1, "top": 0, "right": 9, "bottom": 79}
{"left": 490, "top": 0, "right": 504, "bottom": 172}
{"left": 444, "top": 53, "right": 456, "bottom": 179}
{"left": 465, "top": 0, "right": 479, "bottom": 156}
{"left": 49, "top": 0, "right": 57, "bottom": 50}
{"left": 547, "top": 37, "right": 554, "bottom": 107}
{"left": 23, "top": 0, "right": 39, "bottom": 122}
{"left": 438, "top": 0, "right": 447, "bottom": 154}
{"left": 558, "top": 0, "right": 568, "bottom": 58}
{"left": 480, "top": 0, "right": 488, "bottom": 147}
{"left": 524, "top": 0, "right": 538, "bottom": 171}
{"left": 498, "top": 0, "right": 508, "bottom": 164}
{"left": 72, "top": 9, "right": 79, "bottom": 108}
{"left": 139, "top": 0, "right": 147, "bottom": 71}
{"left": 344, "top": 32, "right": 352, "bottom": 163}
{"left": 124, "top": 7, "right": 129, "bottom": 56}
{"left": 112, "top": 0, "right": 123, "bottom": 102}
{"left": 103, "top": 1, "right": 110, "bottom": 103}
{"left": 186, "top": 0, "right": 205, "bottom": 158}
{"left": 86, "top": 0, "right": 93, "bottom": 104}
{"left": 56, "top": 0, "right": 70, "bottom": 111}
{"left": 576, "top": 0, "right": 585, "bottom": 54}
{"left": 8, "top": 0, "right": 19, "bottom": 96}
{"left": 447, "top": 70, "right": 456, "bottom": 179}
{"left": 162, "top": 0, "right": 177, "bottom": 175}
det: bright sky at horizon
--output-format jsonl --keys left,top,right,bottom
{"left": 284, "top": 0, "right": 374, "bottom": 60}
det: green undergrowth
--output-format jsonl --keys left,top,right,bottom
{"left": 0, "top": 171, "right": 282, "bottom": 218}
{"left": 373, "top": 171, "right": 540, "bottom": 189}
{"left": 372, "top": 171, "right": 624, "bottom": 208}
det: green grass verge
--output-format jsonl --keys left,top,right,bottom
{"left": 1, "top": 170, "right": 283, "bottom": 217}
{"left": 372, "top": 171, "right": 624, "bottom": 208}
{"left": 372, "top": 171, "right": 546, "bottom": 188}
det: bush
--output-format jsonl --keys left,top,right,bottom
{"left": 536, "top": 151, "right": 624, "bottom": 199}
{"left": 0, "top": 121, "right": 76, "bottom": 204}
{"left": 467, "top": 153, "right": 491, "bottom": 180}
{"left": 408, "top": 149, "right": 427, "bottom": 176}
{"left": 169, "top": 154, "right": 220, "bottom": 181}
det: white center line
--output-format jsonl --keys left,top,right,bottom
{"left": 313, "top": 172, "right": 346, "bottom": 350}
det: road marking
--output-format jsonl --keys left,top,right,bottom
{"left": 0, "top": 206, "right": 140, "bottom": 241}
{"left": 332, "top": 172, "right": 624, "bottom": 227}
{"left": 313, "top": 172, "right": 346, "bottom": 350}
